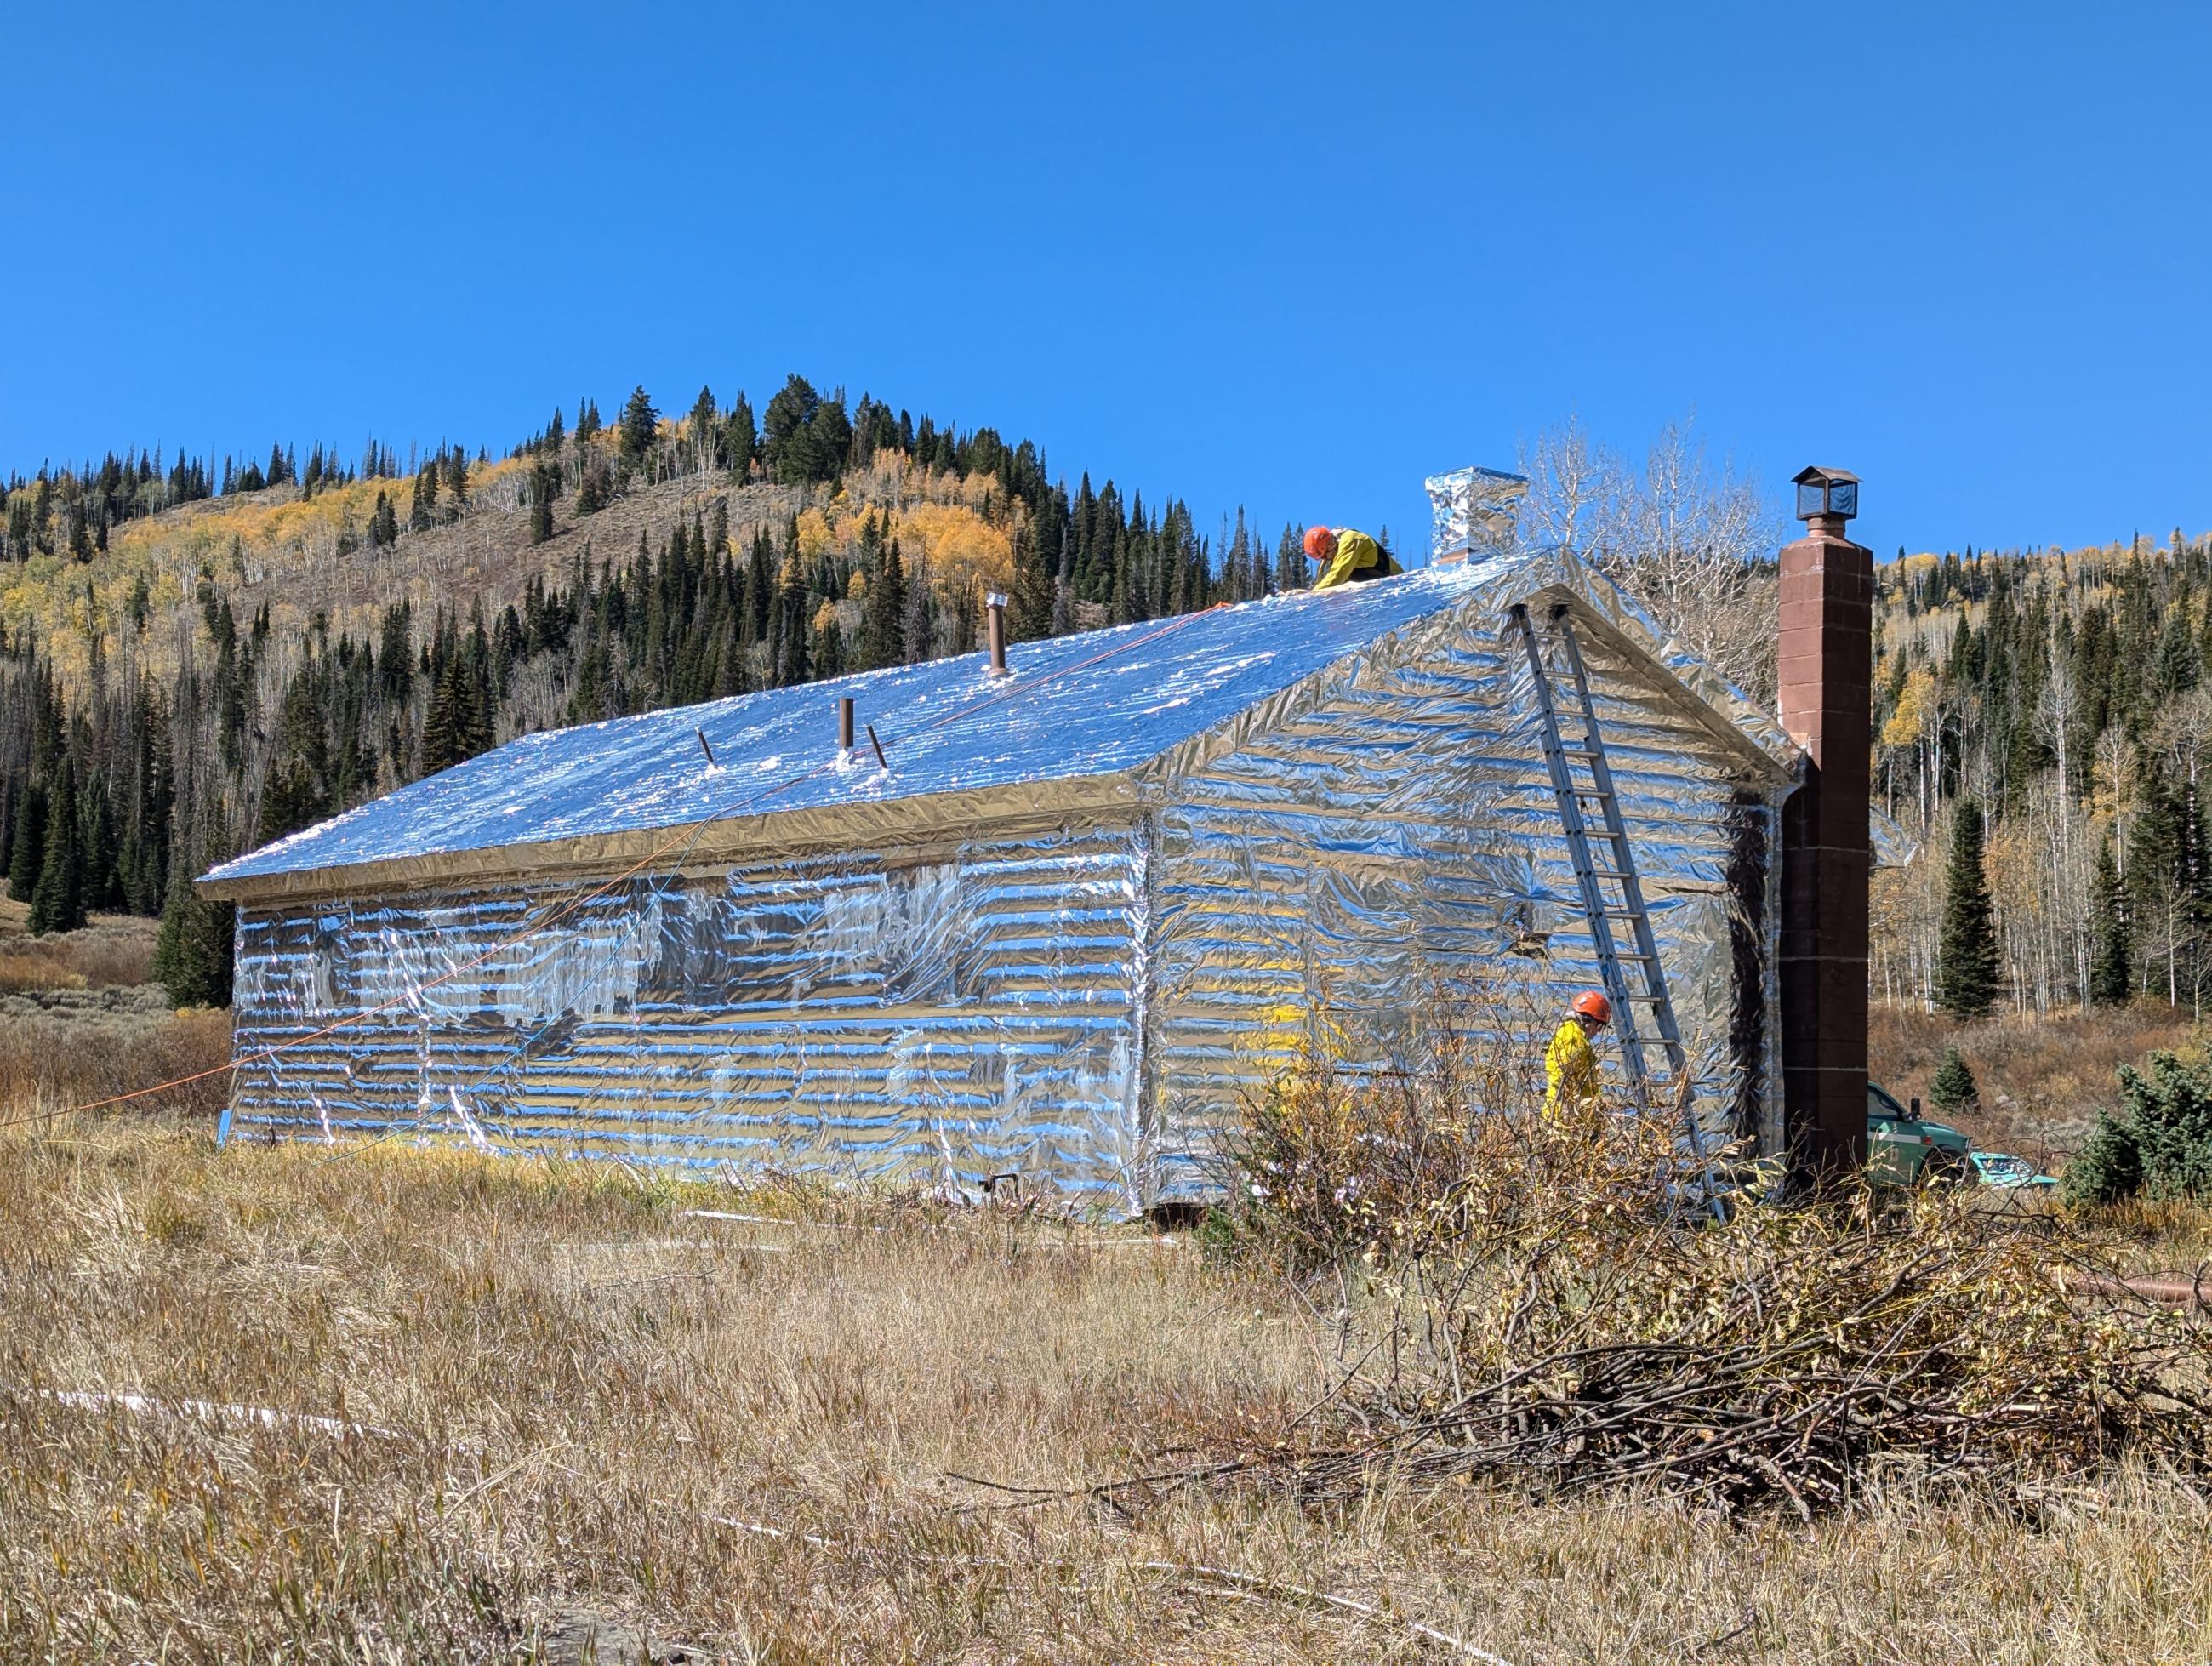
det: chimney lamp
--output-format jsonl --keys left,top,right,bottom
{"left": 1792, "top": 465, "right": 1860, "bottom": 524}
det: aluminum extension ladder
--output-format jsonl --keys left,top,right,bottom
{"left": 1512, "top": 602, "right": 1719, "bottom": 1209}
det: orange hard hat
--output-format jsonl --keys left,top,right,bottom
{"left": 1571, "top": 990, "right": 1612, "bottom": 1024}
{"left": 1303, "top": 524, "right": 1337, "bottom": 560}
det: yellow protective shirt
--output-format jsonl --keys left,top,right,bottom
{"left": 1543, "top": 1018, "right": 1600, "bottom": 1115}
{"left": 1314, "top": 528, "right": 1404, "bottom": 590}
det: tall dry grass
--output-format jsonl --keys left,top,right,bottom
{"left": 0, "top": 899, "right": 159, "bottom": 994}
{"left": 1872, "top": 1002, "right": 2197, "bottom": 1158}
{"left": 3, "top": 1121, "right": 2212, "bottom": 1662}
{"left": 0, "top": 997, "right": 231, "bottom": 1121}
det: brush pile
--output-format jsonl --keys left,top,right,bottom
{"left": 1211, "top": 1028, "right": 2212, "bottom": 1518}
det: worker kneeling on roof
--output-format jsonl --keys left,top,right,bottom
{"left": 1544, "top": 990, "right": 1611, "bottom": 1120}
{"left": 1304, "top": 524, "right": 1403, "bottom": 590}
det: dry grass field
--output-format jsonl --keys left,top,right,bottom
{"left": 1871, "top": 1001, "right": 2200, "bottom": 1160}
{"left": 3, "top": 1119, "right": 2210, "bottom": 1664}
{"left": 0, "top": 898, "right": 231, "bottom": 1122}
{"left": 3, "top": 914, "right": 2207, "bottom": 1662}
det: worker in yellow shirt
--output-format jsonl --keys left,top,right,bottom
{"left": 1303, "top": 525, "right": 1404, "bottom": 590}
{"left": 1544, "top": 990, "right": 1611, "bottom": 1118}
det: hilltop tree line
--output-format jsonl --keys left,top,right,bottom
{"left": 0, "top": 375, "right": 1315, "bottom": 1004}
{"left": 0, "top": 435, "right": 480, "bottom": 565}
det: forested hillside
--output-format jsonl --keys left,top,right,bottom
{"left": 0, "top": 376, "right": 1307, "bottom": 997}
{"left": 8, "top": 384, "right": 2208, "bottom": 1028}
{"left": 1872, "top": 533, "right": 2212, "bottom": 1018}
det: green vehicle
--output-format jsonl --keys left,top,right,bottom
{"left": 1867, "top": 1081, "right": 1973, "bottom": 1186}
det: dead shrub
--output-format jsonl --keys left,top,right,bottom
{"left": 1209, "top": 1024, "right": 2212, "bottom": 1518}
{"left": 0, "top": 1006, "right": 231, "bottom": 1121}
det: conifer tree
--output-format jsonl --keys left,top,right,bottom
{"left": 81, "top": 782, "right": 118, "bottom": 910}
{"left": 687, "top": 385, "right": 717, "bottom": 469}
{"left": 151, "top": 845, "right": 234, "bottom": 1007}
{"left": 814, "top": 617, "right": 847, "bottom": 680}
{"left": 6, "top": 781, "right": 46, "bottom": 902}
{"left": 771, "top": 553, "right": 809, "bottom": 687}
{"left": 858, "top": 536, "right": 908, "bottom": 670}
{"left": 27, "top": 759, "right": 86, "bottom": 934}
{"left": 421, "top": 656, "right": 464, "bottom": 772}
{"left": 1008, "top": 522, "right": 1052, "bottom": 642}
{"left": 723, "top": 394, "right": 756, "bottom": 481}
{"left": 2090, "top": 836, "right": 2133, "bottom": 1005}
{"left": 618, "top": 385, "right": 658, "bottom": 472}
{"left": 1936, "top": 799, "right": 2001, "bottom": 1019}
{"left": 1929, "top": 1043, "right": 1979, "bottom": 1118}
{"left": 529, "top": 465, "right": 556, "bottom": 545}
{"left": 763, "top": 374, "right": 824, "bottom": 484}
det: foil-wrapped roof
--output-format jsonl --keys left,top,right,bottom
{"left": 202, "top": 551, "right": 1796, "bottom": 899}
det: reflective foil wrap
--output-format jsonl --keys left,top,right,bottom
{"left": 204, "top": 550, "right": 1800, "bottom": 1212}
{"left": 1425, "top": 465, "right": 1528, "bottom": 564}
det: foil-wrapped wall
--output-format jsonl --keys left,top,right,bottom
{"left": 218, "top": 552, "right": 1797, "bottom": 1211}
{"left": 1142, "top": 587, "right": 1778, "bottom": 1195}
{"left": 231, "top": 830, "right": 1150, "bottom": 1198}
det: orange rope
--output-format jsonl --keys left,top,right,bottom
{"left": 1, "top": 604, "right": 1232, "bottom": 1135}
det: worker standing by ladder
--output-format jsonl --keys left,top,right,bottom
{"left": 1544, "top": 990, "right": 1611, "bottom": 1120}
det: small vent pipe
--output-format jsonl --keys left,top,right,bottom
{"left": 985, "top": 591, "right": 1010, "bottom": 676}
{"left": 837, "top": 695, "right": 855, "bottom": 752}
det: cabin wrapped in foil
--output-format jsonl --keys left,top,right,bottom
{"left": 201, "top": 528, "right": 1799, "bottom": 1212}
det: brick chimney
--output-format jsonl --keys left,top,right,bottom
{"left": 1777, "top": 466, "right": 1870, "bottom": 1182}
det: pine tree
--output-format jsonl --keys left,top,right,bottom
{"left": 1008, "top": 521, "right": 1052, "bottom": 642}
{"left": 5, "top": 781, "right": 45, "bottom": 902}
{"left": 151, "top": 846, "right": 234, "bottom": 1008}
{"left": 529, "top": 465, "right": 556, "bottom": 545}
{"left": 27, "top": 759, "right": 86, "bottom": 934}
{"left": 422, "top": 657, "right": 464, "bottom": 772}
{"left": 81, "top": 782, "right": 118, "bottom": 910}
{"left": 1929, "top": 1044, "right": 1979, "bottom": 1117}
{"left": 2089, "top": 836, "right": 2133, "bottom": 1005}
{"left": 1275, "top": 523, "right": 1305, "bottom": 592}
{"left": 814, "top": 617, "right": 847, "bottom": 680}
{"left": 857, "top": 536, "right": 908, "bottom": 670}
{"left": 763, "top": 374, "right": 824, "bottom": 484}
{"left": 618, "top": 385, "right": 658, "bottom": 471}
{"left": 771, "top": 553, "right": 810, "bottom": 688}
{"left": 687, "top": 385, "right": 717, "bottom": 468}
{"left": 723, "top": 393, "right": 757, "bottom": 481}
{"left": 1936, "top": 799, "right": 2000, "bottom": 1019}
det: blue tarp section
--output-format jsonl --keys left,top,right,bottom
{"left": 206, "top": 562, "right": 1499, "bottom": 886}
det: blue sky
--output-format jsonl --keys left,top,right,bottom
{"left": 4, "top": 2, "right": 2206, "bottom": 563}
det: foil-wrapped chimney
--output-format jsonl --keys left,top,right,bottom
{"left": 1424, "top": 465, "right": 1528, "bottom": 566}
